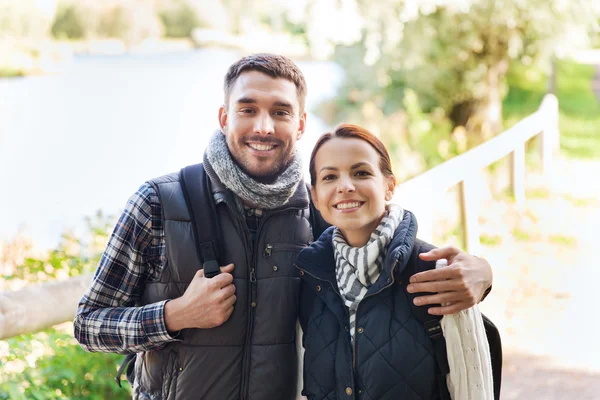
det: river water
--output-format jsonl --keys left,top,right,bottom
{"left": 0, "top": 48, "right": 342, "bottom": 249}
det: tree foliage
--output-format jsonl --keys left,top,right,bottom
{"left": 324, "top": 0, "right": 599, "bottom": 146}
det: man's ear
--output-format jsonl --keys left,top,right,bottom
{"left": 309, "top": 184, "right": 320, "bottom": 211}
{"left": 296, "top": 111, "right": 307, "bottom": 141}
{"left": 218, "top": 105, "right": 228, "bottom": 133}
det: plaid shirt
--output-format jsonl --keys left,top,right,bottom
{"left": 74, "top": 183, "right": 263, "bottom": 354}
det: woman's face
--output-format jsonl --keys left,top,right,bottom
{"left": 311, "top": 137, "right": 395, "bottom": 247}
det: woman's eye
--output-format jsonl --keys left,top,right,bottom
{"left": 355, "top": 170, "right": 371, "bottom": 177}
{"left": 322, "top": 174, "right": 336, "bottom": 181}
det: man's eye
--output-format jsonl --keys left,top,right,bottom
{"left": 274, "top": 110, "right": 290, "bottom": 116}
{"left": 240, "top": 109, "right": 254, "bottom": 114}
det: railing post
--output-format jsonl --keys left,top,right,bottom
{"left": 458, "top": 178, "right": 480, "bottom": 254}
{"left": 538, "top": 94, "right": 560, "bottom": 175}
{"left": 510, "top": 142, "right": 526, "bottom": 209}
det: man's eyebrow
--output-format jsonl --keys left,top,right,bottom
{"left": 236, "top": 97, "right": 256, "bottom": 104}
{"left": 274, "top": 101, "right": 293, "bottom": 108}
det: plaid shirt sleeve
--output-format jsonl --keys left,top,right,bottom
{"left": 73, "top": 183, "right": 180, "bottom": 354}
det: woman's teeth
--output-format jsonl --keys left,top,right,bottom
{"left": 335, "top": 202, "right": 361, "bottom": 209}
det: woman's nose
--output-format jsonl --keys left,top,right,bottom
{"left": 337, "top": 177, "right": 355, "bottom": 193}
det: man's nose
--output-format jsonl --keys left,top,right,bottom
{"left": 253, "top": 113, "right": 274, "bottom": 135}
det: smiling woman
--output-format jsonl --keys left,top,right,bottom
{"left": 297, "top": 123, "right": 495, "bottom": 400}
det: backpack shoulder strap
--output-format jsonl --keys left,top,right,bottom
{"left": 180, "top": 163, "right": 222, "bottom": 278}
{"left": 306, "top": 183, "right": 331, "bottom": 240}
{"left": 399, "top": 239, "right": 451, "bottom": 400}
{"left": 116, "top": 163, "right": 224, "bottom": 388}
{"left": 483, "top": 314, "right": 503, "bottom": 400}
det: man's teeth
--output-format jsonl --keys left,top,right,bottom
{"left": 249, "top": 143, "right": 275, "bottom": 151}
{"left": 335, "top": 202, "right": 361, "bottom": 209}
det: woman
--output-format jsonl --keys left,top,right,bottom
{"left": 297, "top": 124, "right": 493, "bottom": 400}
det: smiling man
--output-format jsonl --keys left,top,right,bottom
{"left": 73, "top": 54, "right": 494, "bottom": 400}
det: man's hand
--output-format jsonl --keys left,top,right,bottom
{"left": 165, "top": 264, "right": 236, "bottom": 332}
{"left": 406, "top": 246, "right": 492, "bottom": 315}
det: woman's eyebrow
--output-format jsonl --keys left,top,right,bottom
{"left": 350, "top": 162, "right": 371, "bottom": 169}
{"left": 319, "top": 166, "right": 338, "bottom": 173}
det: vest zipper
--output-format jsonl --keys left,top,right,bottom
{"left": 230, "top": 208, "right": 254, "bottom": 400}
{"left": 264, "top": 243, "right": 307, "bottom": 257}
{"left": 296, "top": 266, "right": 355, "bottom": 391}
{"left": 352, "top": 259, "right": 399, "bottom": 371}
{"left": 240, "top": 207, "right": 303, "bottom": 400}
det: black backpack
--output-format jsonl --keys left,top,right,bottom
{"left": 400, "top": 239, "right": 503, "bottom": 400}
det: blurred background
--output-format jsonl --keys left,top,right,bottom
{"left": 0, "top": 0, "right": 599, "bottom": 398}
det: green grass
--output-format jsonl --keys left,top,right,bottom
{"left": 503, "top": 60, "right": 600, "bottom": 159}
{"left": 0, "top": 67, "right": 24, "bottom": 78}
{"left": 548, "top": 234, "right": 577, "bottom": 246}
{"left": 512, "top": 227, "right": 532, "bottom": 241}
{"left": 480, "top": 234, "right": 503, "bottom": 246}
{"left": 563, "top": 194, "right": 599, "bottom": 207}
{"left": 526, "top": 187, "right": 551, "bottom": 199}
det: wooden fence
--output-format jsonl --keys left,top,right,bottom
{"left": 0, "top": 94, "right": 560, "bottom": 340}
{"left": 395, "top": 93, "right": 559, "bottom": 254}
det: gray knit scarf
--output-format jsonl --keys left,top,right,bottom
{"left": 205, "top": 130, "right": 303, "bottom": 209}
{"left": 333, "top": 204, "right": 404, "bottom": 341}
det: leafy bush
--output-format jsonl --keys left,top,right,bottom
{"left": 0, "top": 212, "right": 127, "bottom": 399}
{"left": 0, "top": 329, "right": 131, "bottom": 400}
{"left": 158, "top": 0, "right": 203, "bottom": 38}
{"left": 51, "top": 4, "right": 85, "bottom": 39}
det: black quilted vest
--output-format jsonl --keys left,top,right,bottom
{"left": 133, "top": 171, "right": 313, "bottom": 400}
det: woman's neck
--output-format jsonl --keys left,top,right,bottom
{"left": 339, "top": 213, "right": 386, "bottom": 247}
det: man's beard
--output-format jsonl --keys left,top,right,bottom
{"left": 230, "top": 135, "right": 293, "bottom": 183}
{"left": 234, "top": 152, "right": 293, "bottom": 184}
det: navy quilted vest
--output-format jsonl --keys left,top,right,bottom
{"left": 296, "top": 211, "right": 440, "bottom": 400}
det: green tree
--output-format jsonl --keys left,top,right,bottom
{"left": 51, "top": 4, "right": 85, "bottom": 39}
{"left": 158, "top": 0, "right": 203, "bottom": 38}
{"left": 329, "top": 0, "right": 599, "bottom": 144}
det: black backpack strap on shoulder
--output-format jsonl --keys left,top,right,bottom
{"left": 400, "top": 239, "right": 451, "bottom": 400}
{"left": 483, "top": 313, "right": 503, "bottom": 400}
{"left": 180, "top": 163, "right": 222, "bottom": 278}
{"left": 306, "top": 183, "right": 331, "bottom": 240}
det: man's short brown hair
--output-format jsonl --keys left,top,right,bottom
{"left": 224, "top": 53, "right": 307, "bottom": 113}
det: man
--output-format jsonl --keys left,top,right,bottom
{"left": 74, "top": 54, "right": 493, "bottom": 400}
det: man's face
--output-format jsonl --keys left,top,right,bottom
{"left": 219, "top": 70, "right": 306, "bottom": 181}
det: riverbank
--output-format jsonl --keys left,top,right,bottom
{"left": 0, "top": 31, "right": 312, "bottom": 78}
{"left": 0, "top": 38, "right": 195, "bottom": 78}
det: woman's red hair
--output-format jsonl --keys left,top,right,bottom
{"left": 309, "top": 124, "right": 396, "bottom": 187}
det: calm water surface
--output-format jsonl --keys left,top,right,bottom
{"left": 0, "top": 49, "right": 342, "bottom": 249}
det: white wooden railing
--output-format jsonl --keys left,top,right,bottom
{"left": 0, "top": 94, "right": 560, "bottom": 340}
{"left": 395, "top": 93, "right": 559, "bottom": 254}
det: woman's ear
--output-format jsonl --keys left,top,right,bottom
{"left": 310, "top": 185, "right": 321, "bottom": 211}
{"left": 385, "top": 178, "right": 395, "bottom": 202}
